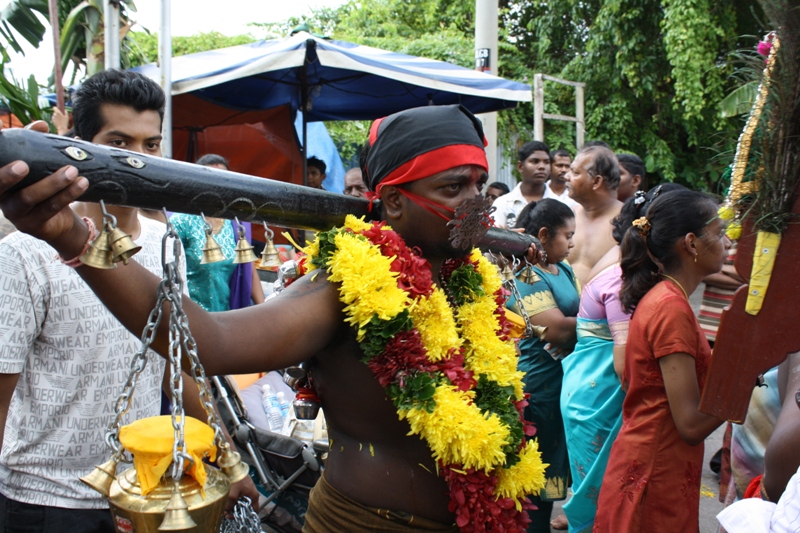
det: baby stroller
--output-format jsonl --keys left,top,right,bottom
{"left": 211, "top": 374, "right": 327, "bottom": 533}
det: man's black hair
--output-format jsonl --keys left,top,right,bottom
{"left": 307, "top": 156, "right": 327, "bottom": 174}
{"left": 72, "top": 69, "right": 165, "bottom": 142}
{"left": 486, "top": 181, "right": 510, "bottom": 195}
{"left": 551, "top": 148, "right": 571, "bottom": 160}
{"left": 517, "top": 141, "right": 550, "bottom": 162}
{"left": 617, "top": 153, "right": 645, "bottom": 180}
{"left": 577, "top": 145, "right": 621, "bottom": 190}
{"left": 196, "top": 154, "right": 229, "bottom": 169}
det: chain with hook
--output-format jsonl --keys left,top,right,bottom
{"left": 485, "top": 251, "right": 536, "bottom": 339}
{"left": 102, "top": 210, "right": 181, "bottom": 459}
{"left": 158, "top": 216, "right": 231, "bottom": 455}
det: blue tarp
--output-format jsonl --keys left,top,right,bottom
{"left": 295, "top": 113, "right": 346, "bottom": 193}
{"left": 132, "top": 31, "right": 531, "bottom": 122}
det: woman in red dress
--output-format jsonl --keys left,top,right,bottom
{"left": 593, "top": 189, "right": 731, "bottom": 532}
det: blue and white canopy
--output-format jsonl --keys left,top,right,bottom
{"left": 132, "top": 31, "right": 532, "bottom": 122}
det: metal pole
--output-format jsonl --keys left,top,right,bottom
{"left": 475, "top": 0, "right": 498, "bottom": 178}
{"left": 533, "top": 73, "right": 544, "bottom": 142}
{"left": 575, "top": 85, "right": 585, "bottom": 149}
{"left": 103, "top": 0, "right": 120, "bottom": 69}
{"left": 158, "top": 0, "right": 172, "bottom": 158}
{"left": 47, "top": 0, "right": 65, "bottom": 113}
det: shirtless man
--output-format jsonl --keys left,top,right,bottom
{"left": 0, "top": 105, "right": 539, "bottom": 532}
{"left": 564, "top": 145, "right": 622, "bottom": 287}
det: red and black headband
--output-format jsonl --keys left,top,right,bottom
{"left": 362, "top": 105, "right": 489, "bottom": 196}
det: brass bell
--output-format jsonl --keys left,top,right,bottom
{"left": 200, "top": 232, "right": 225, "bottom": 264}
{"left": 258, "top": 240, "right": 282, "bottom": 270}
{"left": 217, "top": 447, "right": 250, "bottom": 484}
{"left": 530, "top": 324, "right": 548, "bottom": 342}
{"left": 79, "top": 455, "right": 120, "bottom": 497}
{"left": 232, "top": 233, "right": 258, "bottom": 264}
{"left": 107, "top": 226, "right": 142, "bottom": 265}
{"left": 79, "top": 227, "right": 117, "bottom": 269}
{"left": 500, "top": 263, "right": 515, "bottom": 283}
{"left": 519, "top": 266, "right": 541, "bottom": 285}
{"left": 158, "top": 488, "right": 197, "bottom": 531}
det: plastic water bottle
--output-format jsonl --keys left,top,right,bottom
{"left": 261, "top": 385, "right": 284, "bottom": 433}
{"left": 276, "top": 391, "right": 290, "bottom": 419}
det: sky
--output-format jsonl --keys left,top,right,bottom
{"left": 1, "top": 0, "right": 347, "bottom": 82}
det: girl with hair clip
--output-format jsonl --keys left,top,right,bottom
{"left": 593, "top": 189, "right": 730, "bottom": 533}
{"left": 507, "top": 198, "right": 580, "bottom": 532}
{"left": 560, "top": 184, "right": 684, "bottom": 533}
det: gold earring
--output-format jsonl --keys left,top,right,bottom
{"left": 694, "top": 254, "right": 697, "bottom": 263}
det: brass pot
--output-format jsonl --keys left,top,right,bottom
{"left": 108, "top": 464, "right": 230, "bottom": 532}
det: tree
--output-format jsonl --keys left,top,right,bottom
{"left": 59, "top": 0, "right": 143, "bottom": 78}
{"left": 283, "top": 0, "right": 763, "bottom": 190}
{"left": 127, "top": 31, "right": 259, "bottom": 67}
{"left": 0, "top": 0, "right": 52, "bottom": 126}
{"left": 500, "top": 0, "right": 764, "bottom": 189}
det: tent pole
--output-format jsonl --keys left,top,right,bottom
{"left": 159, "top": 0, "right": 173, "bottom": 158}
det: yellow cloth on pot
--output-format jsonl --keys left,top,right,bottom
{"left": 504, "top": 309, "right": 528, "bottom": 340}
{"left": 119, "top": 415, "right": 217, "bottom": 496}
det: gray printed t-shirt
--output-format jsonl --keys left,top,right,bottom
{"left": 0, "top": 215, "right": 183, "bottom": 509}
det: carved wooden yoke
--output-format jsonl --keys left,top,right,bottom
{"left": 700, "top": 194, "right": 800, "bottom": 422}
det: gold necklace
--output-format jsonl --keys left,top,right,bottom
{"left": 661, "top": 273, "right": 688, "bottom": 300}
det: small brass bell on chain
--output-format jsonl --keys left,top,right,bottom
{"left": 519, "top": 266, "right": 541, "bottom": 285}
{"left": 217, "top": 446, "right": 250, "bottom": 483}
{"left": 80, "top": 224, "right": 116, "bottom": 269}
{"left": 158, "top": 486, "right": 197, "bottom": 531}
{"left": 258, "top": 225, "right": 282, "bottom": 270}
{"left": 232, "top": 218, "right": 258, "bottom": 264}
{"left": 200, "top": 214, "right": 225, "bottom": 264}
{"left": 107, "top": 226, "right": 142, "bottom": 265}
{"left": 500, "top": 263, "right": 515, "bottom": 283}
{"left": 79, "top": 455, "right": 120, "bottom": 497}
{"left": 201, "top": 233, "right": 225, "bottom": 264}
{"left": 530, "top": 324, "right": 548, "bottom": 342}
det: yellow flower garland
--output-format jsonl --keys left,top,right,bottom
{"left": 302, "top": 215, "right": 545, "bottom": 507}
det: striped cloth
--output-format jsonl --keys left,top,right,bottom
{"left": 698, "top": 242, "right": 739, "bottom": 342}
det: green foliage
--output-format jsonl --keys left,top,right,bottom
{"left": 359, "top": 311, "right": 413, "bottom": 360}
{"left": 473, "top": 375, "right": 524, "bottom": 466}
{"left": 262, "top": 0, "right": 479, "bottom": 160}
{"left": 500, "top": 0, "right": 763, "bottom": 190}
{"left": 0, "top": 63, "right": 51, "bottom": 126}
{"left": 388, "top": 371, "right": 437, "bottom": 412}
{"left": 127, "top": 31, "right": 259, "bottom": 67}
{"left": 283, "top": 0, "right": 762, "bottom": 190}
{"left": 443, "top": 263, "right": 485, "bottom": 306}
{"left": 0, "top": 0, "right": 48, "bottom": 59}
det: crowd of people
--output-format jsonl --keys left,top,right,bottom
{"left": 0, "top": 67, "right": 795, "bottom": 533}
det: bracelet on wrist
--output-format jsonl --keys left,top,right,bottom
{"left": 58, "top": 217, "right": 98, "bottom": 268}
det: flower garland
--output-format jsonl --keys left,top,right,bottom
{"left": 299, "top": 215, "right": 547, "bottom": 533}
{"left": 718, "top": 32, "right": 779, "bottom": 241}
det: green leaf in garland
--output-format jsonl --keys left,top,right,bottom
{"left": 445, "top": 263, "right": 485, "bottom": 306}
{"left": 310, "top": 227, "right": 340, "bottom": 269}
{"left": 388, "top": 371, "right": 438, "bottom": 413}
{"left": 474, "top": 376, "right": 526, "bottom": 467}
{"left": 359, "top": 310, "right": 412, "bottom": 361}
